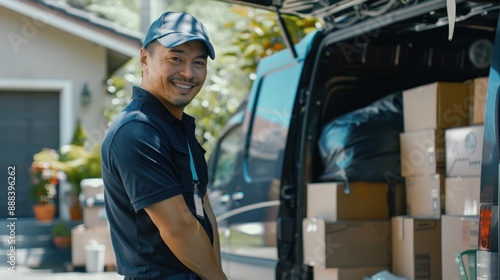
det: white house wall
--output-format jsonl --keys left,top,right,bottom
{"left": 0, "top": 6, "right": 109, "bottom": 146}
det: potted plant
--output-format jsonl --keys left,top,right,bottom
{"left": 30, "top": 121, "right": 102, "bottom": 221}
{"left": 52, "top": 222, "right": 72, "bottom": 249}
{"left": 57, "top": 143, "right": 102, "bottom": 220}
{"left": 58, "top": 120, "right": 103, "bottom": 220}
{"left": 30, "top": 149, "right": 62, "bottom": 222}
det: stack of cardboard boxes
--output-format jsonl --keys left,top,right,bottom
{"left": 302, "top": 181, "right": 399, "bottom": 279}
{"left": 441, "top": 77, "right": 487, "bottom": 280}
{"left": 71, "top": 178, "right": 116, "bottom": 269}
{"left": 304, "top": 78, "right": 488, "bottom": 279}
{"left": 398, "top": 78, "right": 487, "bottom": 280}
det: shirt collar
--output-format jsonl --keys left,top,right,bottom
{"left": 132, "top": 86, "right": 196, "bottom": 129}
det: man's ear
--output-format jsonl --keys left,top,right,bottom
{"left": 140, "top": 48, "right": 151, "bottom": 71}
{"left": 139, "top": 48, "right": 149, "bottom": 79}
{"left": 140, "top": 48, "right": 148, "bottom": 71}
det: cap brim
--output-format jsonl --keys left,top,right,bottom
{"left": 157, "top": 33, "right": 215, "bottom": 60}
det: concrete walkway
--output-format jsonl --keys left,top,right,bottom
{"left": 0, "top": 265, "right": 123, "bottom": 280}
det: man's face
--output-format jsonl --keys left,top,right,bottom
{"left": 141, "top": 40, "right": 208, "bottom": 110}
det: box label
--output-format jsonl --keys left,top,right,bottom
{"left": 415, "top": 254, "right": 431, "bottom": 279}
{"left": 445, "top": 126, "right": 484, "bottom": 177}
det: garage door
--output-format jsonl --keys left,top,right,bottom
{"left": 0, "top": 91, "right": 60, "bottom": 218}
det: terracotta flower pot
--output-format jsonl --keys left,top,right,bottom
{"left": 53, "top": 236, "right": 72, "bottom": 249}
{"left": 69, "top": 196, "right": 83, "bottom": 220}
{"left": 33, "top": 204, "right": 56, "bottom": 221}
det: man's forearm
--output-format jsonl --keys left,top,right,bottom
{"left": 145, "top": 196, "right": 227, "bottom": 280}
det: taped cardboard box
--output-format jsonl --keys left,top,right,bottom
{"left": 307, "top": 182, "right": 402, "bottom": 221}
{"left": 467, "top": 77, "right": 488, "bottom": 125}
{"left": 445, "top": 177, "right": 481, "bottom": 215}
{"left": 72, "top": 224, "right": 115, "bottom": 267}
{"left": 445, "top": 125, "right": 484, "bottom": 177}
{"left": 403, "top": 82, "right": 469, "bottom": 132}
{"left": 405, "top": 174, "right": 444, "bottom": 219}
{"left": 400, "top": 129, "right": 445, "bottom": 177}
{"left": 392, "top": 216, "right": 442, "bottom": 280}
{"left": 303, "top": 218, "right": 391, "bottom": 268}
{"left": 313, "top": 266, "right": 389, "bottom": 280}
{"left": 441, "top": 215, "right": 479, "bottom": 280}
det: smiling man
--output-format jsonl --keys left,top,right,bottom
{"left": 101, "top": 12, "right": 227, "bottom": 280}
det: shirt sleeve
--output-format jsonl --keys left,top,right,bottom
{"left": 109, "top": 120, "right": 182, "bottom": 212}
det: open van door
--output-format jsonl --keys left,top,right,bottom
{"left": 478, "top": 11, "right": 500, "bottom": 277}
{"left": 211, "top": 1, "right": 499, "bottom": 279}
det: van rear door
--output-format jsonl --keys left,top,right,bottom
{"left": 207, "top": 40, "right": 312, "bottom": 278}
{"left": 478, "top": 11, "right": 500, "bottom": 274}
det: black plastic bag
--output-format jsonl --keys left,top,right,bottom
{"left": 318, "top": 92, "right": 403, "bottom": 191}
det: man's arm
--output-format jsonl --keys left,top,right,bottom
{"left": 203, "top": 194, "right": 222, "bottom": 267}
{"left": 145, "top": 195, "right": 227, "bottom": 280}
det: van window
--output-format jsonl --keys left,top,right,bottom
{"left": 246, "top": 65, "right": 301, "bottom": 182}
{"left": 212, "top": 125, "right": 242, "bottom": 189}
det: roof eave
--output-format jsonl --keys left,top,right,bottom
{"left": 0, "top": 0, "right": 143, "bottom": 75}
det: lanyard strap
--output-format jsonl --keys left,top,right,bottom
{"left": 186, "top": 140, "right": 199, "bottom": 182}
{"left": 187, "top": 139, "right": 203, "bottom": 219}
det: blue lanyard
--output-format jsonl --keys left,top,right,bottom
{"left": 186, "top": 140, "right": 199, "bottom": 182}
{"left": 187, "top": 138, "right": 204, "bottom": 220}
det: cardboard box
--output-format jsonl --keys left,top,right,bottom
{"left": 83, "top": 205, "right": 108, "bottom": 228}
{"left": 388, "top": 181, "right": 407, "bottom": 218}
{"left": 441, "top": 215, "right": 479, "bottom": 280}
{"left": 392, "top": 216, "right": 442, "bottom": 280}
{"left": 72, "top": 224, "right": 115, "bottom": 267}
{"left": 307, "top": 182, "right": 394, "bottom": 221}
{"left": 313, "top": 266, "right": 389, "bottom": 280}
{"left": 400, "top": 129, "right": 445, "bottom": 177}
{"left": 405, "top": 174, "right": 444, "bottom": 218}
{"left": 445, "top": 125, "right": 484, "bottom": 177}
{"left": 82, "top": 192, "right": 107, "bottom": 228}
{"left": 467, "top": 77, "right": 488, "bottom": 125}
{"left": 303, "top": 218, "right": 391, "bottom": 268}
{"left": 445, "top": 177, "right": 481, "bottom": 215}
{"left": 403, "top": 82, "right": 469, "bottom": 132}
{"left": 80, "top": 178, "right": 104, "bottom": 197}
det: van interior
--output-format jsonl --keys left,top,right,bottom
{"left": 280, "top": 1, "right": 499, "bottom": 278}
{"left": 305, "top": 1, "right": 496, "bottom": 179}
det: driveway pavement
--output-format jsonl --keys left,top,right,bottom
{"left": 0, "top": 265, "right": 123, "bottom": 280}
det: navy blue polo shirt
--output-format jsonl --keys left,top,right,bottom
{"left": 101, "top": 86, "right": 213, "bottom": 279}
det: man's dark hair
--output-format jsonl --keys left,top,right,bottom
{"left": 142, "top": 40, "right": 159, "bottom": 77}
{"left": 145, "top": 40, "right": 159, "bottom": 55}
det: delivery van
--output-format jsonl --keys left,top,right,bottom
{"left": 207, "top": 1, "right": 500, "bottom": 279}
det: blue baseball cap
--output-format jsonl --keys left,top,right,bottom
{"left": 143, "top": 12, "right": 215, "bottom": 60}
